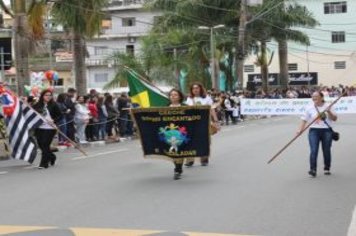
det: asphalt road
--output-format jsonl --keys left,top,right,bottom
{"left": 0, "top": 115, "right": 355, "bottom": 236}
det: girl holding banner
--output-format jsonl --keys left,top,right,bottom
{"left": 185, "top": 82, "right": 219, "bottom": 167}
{"left": 298, "top": 91, "right": 338, "bottom": 177}
{"left": 168, "top": 88, "right": 186, "bottom": 180}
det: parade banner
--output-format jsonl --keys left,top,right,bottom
{"left": 241, "top": 96, "right": 356, "bottom": 115}
{"left": 247, "top": 72, "right": 318, "bottom": 87}
{"left": 131, "top": 106, "right": 211, "bottom": 159}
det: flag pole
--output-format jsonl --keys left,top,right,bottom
{"left": 122, "top": 66, "right": 169, "bottom": 96}
{"left": 23, "top": 102, "right": 88, "bottom": 157}
{"left": 267, "top": 92, "right": 345, "bottom": 164}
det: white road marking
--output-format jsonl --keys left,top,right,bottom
{"left": 72, "top": 149, "right": 129, "bottom": 161}
{"left": 0, "top": 171, "right": 8, "bottom": 175}
{"left": 23, "top": 166, "right": 37, "bottom": 170}
{"left": 347, "top": 205, "right": 356, "bottom": 236}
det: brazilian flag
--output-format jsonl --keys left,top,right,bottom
{"left": 126, "top": 69, "right": 170, "bottom": 108}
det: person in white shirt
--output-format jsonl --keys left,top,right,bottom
{"left": 74, "top": 95, "right": 90, "bottom": 144}
{"left": 221, "top": 94, "right": 236, "bottom": 125}
{"left": 298, "top": 91, "right": 337, "bottom": 177}
{"left": 185, "top": 82, "right": 219, "bottom": 167}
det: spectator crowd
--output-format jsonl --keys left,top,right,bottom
{"left": 1, "top": 84, "right": 354, "bottom": 147}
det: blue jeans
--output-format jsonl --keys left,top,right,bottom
{"left": 98, "top": 118, "right": 107, "bottom": 140}
{"left": 308, "top": 128, "right": 333, "bottom": 171}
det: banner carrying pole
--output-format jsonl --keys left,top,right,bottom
{"left": 267, "top": 92, "right": 345, "bottom": 164}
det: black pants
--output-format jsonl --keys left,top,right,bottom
{"left": 85, "top": 119, "right": 98, "bottom": 141}
{"left": 225, "top": 110, "right": 236, "bottom": 124}
{"left": 66, "top": 119, "right": 76, "bottom": 141}
{"left": 174, "top": 159, "right": 183, "bottom": 173}
{"left": 118, "top": 115, "right": 128, "bottom": 137}
{"left": 106, "top": 119, "right": 116, "bottom": 137}
{"left": 35, "top": 129, "right": 57, "bottom": 167}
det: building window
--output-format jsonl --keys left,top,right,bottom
{"left": 94, "top": 46, "right": 108, "bottom": 55}
{"left": 244, "top": 65, "right": 255, "bottom": 72}
{"left": 331, "top": 31, "right": 345, "bottom": 43}
{"left": 324, "top": 2, "right": 347, "bottom": 14}
{"left": 122, "top": 17, "right": 136, "bottom": 27}
{"left": 288, "top": 63, "right": 298, "bottom": 71}
{"left": 334, "top": 61, "right": 346, "bottom": 69}
{"left": 55, "top": 78, "right": 64, "bottom": 86}
{"left": 126, "top": 45, "right": 134, "bottom": 55}
{"left": 94, "top": 73, "right": 109, "bottom": 83}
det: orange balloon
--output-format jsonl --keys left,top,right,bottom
{"left": 45, "top": 70, "right": 54, "bottom": 80}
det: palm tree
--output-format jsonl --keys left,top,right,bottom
{"left": 104, "top": 29, "right": 204, "bottom": 92}
{"left": 271, "top": 2, "right": 318, "bottom": 89}
{"left": 254, "top": 41, "right": 274, "bottom": 92}
{"left": 0, "top": 0, "right": 47, "bottom": 95}
{"left": 247, "top": 0, "right": 317, "bottom": 91}
{"left": 51, "top": 0, "right": 108, "bottom": 95}
{"left": 146, "top": 0, "right": 239, "bottom": 91}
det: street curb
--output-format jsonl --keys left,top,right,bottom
{"left": 54, "top": 138, "right": 136, "bottom": 151}
{"left": 0, "top": 155, "right": 9, "bottom": 161}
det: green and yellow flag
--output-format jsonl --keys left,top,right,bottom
{"left": 126, "top": 69, "right": 170, "bottom": 108}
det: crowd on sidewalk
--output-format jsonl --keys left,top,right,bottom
{"left": 20, "top": 88, "right": 246, "bottom": 146}
{"left": 23, "top": 88, "right": 135, "bottom": 146}
{"left": 1, "top": 84, "right": 355, "bottom": 148}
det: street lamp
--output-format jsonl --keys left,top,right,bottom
{"left": 198, "top": 24, "right": 225, "bottom": 90}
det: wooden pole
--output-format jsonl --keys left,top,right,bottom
{"left": 267, "top": 93, "right": 345, "bottom": 164}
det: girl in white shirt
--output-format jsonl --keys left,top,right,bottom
{"left": 185, "top": 82, "right": 219, "bottom": 167}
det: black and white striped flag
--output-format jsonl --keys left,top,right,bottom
{"left": 0, "top": 88, "right": 43, "bottom": 163}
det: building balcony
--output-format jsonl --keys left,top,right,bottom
{"left": 106, "top": 0, "right": 144, "bottom": 11}
{"left": 86, "top": 59, "right": 117, "bottom": 67}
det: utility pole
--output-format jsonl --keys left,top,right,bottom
{"left": 173, "top": 48, "right": 179, "bottom": 90}
{"left": 210, "top": 27, "right": 216, "bottom": 90}
{"left": 0, "top": 47, "right": 4, "bottom": 82}
{"left": 14, "top": 0, "right": 30, "bottom": 96}
{"left": 198, "top": 24, "right": 225, "bottom": 91}
{"left": 236, "top": 0, "right": 247, "bottom": 90}
{"left": 46, "top": 4, "right": 53, "bottom": 70}
{"left": 306, "top": 45, "right": 310, "bottom": 87}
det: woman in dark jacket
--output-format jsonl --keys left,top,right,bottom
{"left": 33, "top": 90, "right": 63, "bottom": 168}
{"left": 105, "top": 95, "right": 119, "bottom": 141}
{"left": 56, "top": 93, "right": 70, "bottom": 146}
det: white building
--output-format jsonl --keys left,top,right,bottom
{"left": 86, "top": 0, "right": 159, "bottom": 92}
{"left": 244, "top": 0, "right": 356, "bottom": 88}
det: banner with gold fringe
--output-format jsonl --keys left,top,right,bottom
{"left": 131, "top": 106, "right": 211, "bottom": 159}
